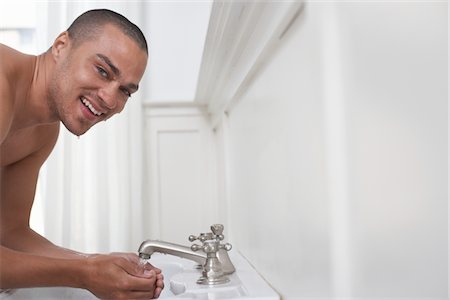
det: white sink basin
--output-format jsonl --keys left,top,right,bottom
{"left": 148, "top": 251, "right": 279, "bottom": 300}
{"left": 0, "top": 251, "right": 279, "bottom": 300}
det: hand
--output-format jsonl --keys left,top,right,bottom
{"left": 110, "top": 252, "right": 164, "bottom": 298}
{"left": 82, "top": 253, "right": 163, "bottom": 299}
{"left": 139, "top": 260, "right": 164, "bottom": 298}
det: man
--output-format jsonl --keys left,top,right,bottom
{"left": 0, "top": 9, "right": 164, "bottom": 299}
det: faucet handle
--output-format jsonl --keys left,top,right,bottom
{"left": 191, "top": 241, "right": 232, "bottom": 254}
{"left": 189, "top": 232, "right": 213, "bottom": 243}
{"left": 219, "top": 243, "right": 232, "bottom": 251}
{"left": 210, "top": 224, "right": 224, "bottom": 235}
{"left": 189, "top": 225, "right": 227, "bottom": 244}
{"left": 210, "top": 224, "right": 226, "bottom": 241}
{"left": 190, "top": 243, "right": 202, "bottom": 252}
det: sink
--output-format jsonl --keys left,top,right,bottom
{"left": 0, "top": 251, "right": 279, "bottom": 300}
{"left": 152, "top": 251, "right": 279, "bottom": 300}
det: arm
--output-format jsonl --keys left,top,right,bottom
{"left": 0, "top": 123, "right": 80, "bottom": 258}
{"left": 0, "top": 245, "right": 162, "bottom": 299}
{"left": 0, "top": 56, "right": 70, "bottom": 257}
{"left": 0, "top": 246, "right": 84, "bottom": 288}
{"left": 0, "top": 126, "right": 163, "bottom": 298}
{"left": 0, "top": 129, "right": 162, "bottom": 298}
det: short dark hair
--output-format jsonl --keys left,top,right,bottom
{"left": 67, "top": 9, "right": 148, "bottom": 54}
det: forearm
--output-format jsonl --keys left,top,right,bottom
{"left": 0, "top": 238, "right": 164, "bottom": 298}
{"left": 0, "top": 245, "right": 86, "bottom": 289}
{"left": 1, "top": 227, "right": 89, "bottom": 259}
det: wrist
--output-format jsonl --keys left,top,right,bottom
{"left": 67, "top": 256, "right": 91, "bottom": 289}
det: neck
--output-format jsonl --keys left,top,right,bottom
{"left": 15, "top": 51, "right": 59, "bottom": 129}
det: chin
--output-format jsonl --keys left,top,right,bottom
{"left": 67, "top": 127, "right": 89, "bottom": 137}
{"left": 61, "top": 120, "right": 91, "bottom": 137}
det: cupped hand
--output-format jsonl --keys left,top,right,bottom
{"left": 110, "top": 252, "right": 164, "bottom": 298}
{"left": 82, "top": 253, "right": 164, "bottom": 299}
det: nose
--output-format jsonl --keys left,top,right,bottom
{"left": 98, "top": 82, "right": 119, "bottom": 110}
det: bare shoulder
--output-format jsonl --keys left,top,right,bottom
{"left": 0, "top": 67, "right": 13, "bottom": 144}
{"left": 0, "top": 44, "right": 20, "bottom": 145}
{"left": 0, "top": 43, "right": 22, "bottom": 65}
{"left": 0, "top": 44, "right": 22, "bottom": 78}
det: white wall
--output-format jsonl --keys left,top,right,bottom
{"left": 142, "top": 1, "right": 447, "bottom": 298}
{"left": 220, "top": 2, "right": 448, "bottom": 299}
{"left": 141, "top": 1, "right": 212, "bottom": 103}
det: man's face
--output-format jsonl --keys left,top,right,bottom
{"left": 50, "top": 24, "right": 148, "bottom": 136}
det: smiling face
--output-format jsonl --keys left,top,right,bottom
{"left": 48, "top": 24, "right": 148, "bottom": 136}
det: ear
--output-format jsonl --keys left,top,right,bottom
{"left": 51, "top": 31, "right": 71, "bottom": 62}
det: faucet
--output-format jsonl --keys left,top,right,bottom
{"left": 138, "top": 240, "right": 208, "bottom": 266}
{"left": 138, "top": 224, "right": 235, "bottom": 284}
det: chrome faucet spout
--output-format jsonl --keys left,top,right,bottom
{"left": 138, "top": 239, "right": 235, "bottom": 275}
{"left": 138, "top": 240, "right": 206, "bottom": 264}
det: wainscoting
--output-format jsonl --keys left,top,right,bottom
{"left": 143, "top": 104, "right": 219, "bottom": 244}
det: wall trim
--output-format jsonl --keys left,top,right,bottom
{"left": 143, "top": 102, "right": 208, "bottom": 118}
{"left": 195, "top": 1, "right": 305, "bottom": 126}
{"left": 143, "top": 101, "right": 205, "bottom": 108}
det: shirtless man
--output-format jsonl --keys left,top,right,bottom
{"left": 0, "top": 9, "right": 164, "bottom": 299}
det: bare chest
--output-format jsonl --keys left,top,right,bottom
{"left": 0, "top": 127, "right": 45, "bottom": 167}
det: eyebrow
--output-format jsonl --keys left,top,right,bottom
{"left": 96, "top": 53, "right": 139, "bottom": 92}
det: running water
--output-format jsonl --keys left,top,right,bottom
{"left": 139, "top": 257, "right": 149, "bottom": 266}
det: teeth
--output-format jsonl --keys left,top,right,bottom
{"left": 81, "top": 97, "right": 103, "bottom": 116}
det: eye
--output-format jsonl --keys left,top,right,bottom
{"left": 96, "top": 66, "right": 108, "bottom": 78}
{"left": 121, "top": 88, "right": 131, "bottom": 98}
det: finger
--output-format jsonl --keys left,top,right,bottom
{"left": 154, "top": 287, "right": 163, "bottom": 299}
{"left": 116, "top": 258, "right": 145, "bottom": 277}
{"left": 156, "top": 276, "right": 164, "bottom": 288}
{"left": 126, "top": 274, "right": 157, "bottom": 291}
{"left": 136, "top": 268, "right": 158, "bottom": 280}
{"left": 144, "top": 269, "right": 157, "bottom": 278}
{"left": 123, "top": 253, "right": 141, "bottom": 264}
{"left": 144, "top": 262, "right": 162, "bottom": 274}
{"left": 126, "top": 253, "right": 140, "bottom": 264}
{"left": 119, "top": 257, "right": 155, "bottom": 279}
{"left": 111, "top": 252, "right": 140, "bottom": 264}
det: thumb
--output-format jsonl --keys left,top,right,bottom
{"left": 143, "top": 269, "right": 157, "bottom": 278}
{"left": 123, "top": 260, "right": 156, "bottom": 278}
{"left": 115, "top": 257, "right": 148, "bottom": 277}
